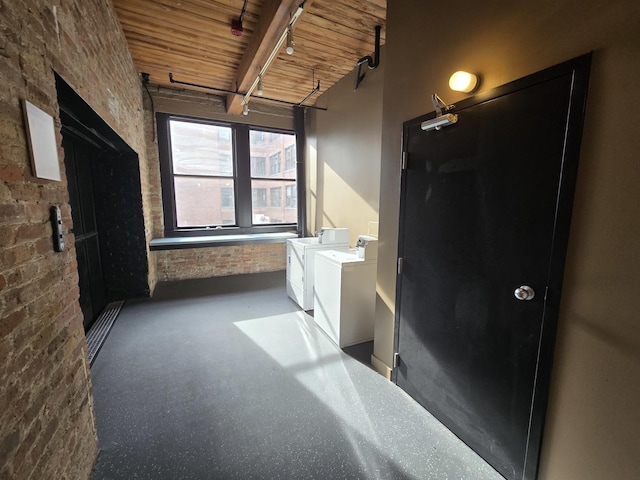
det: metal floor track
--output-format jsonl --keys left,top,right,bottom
{"left": 86, "top": 301, "right": 124, "bottom": 366}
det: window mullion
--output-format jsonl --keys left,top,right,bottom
{"left": 157, "top": 113, "right": 179, "bottom": 233}
{"left": 234, "top": 124, "right": 252, "bottom": 228}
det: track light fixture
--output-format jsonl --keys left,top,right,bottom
{"left": 286, "top": 27, "right": 294, "bottom": 55}
{"left": 242, "top": 102, "right": 249, "bottom": 116}
{"left": 239, "top": 4, "right": 304, "bottom": 112}
{"left": 257, "top": 75, "right": 264, "bottom": 96}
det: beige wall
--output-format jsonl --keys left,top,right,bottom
{"left": 377, "top": 0, "right": 640, "bottom": 478}
{"left": 308, "top": 51, "right": 384, "bottom": 246}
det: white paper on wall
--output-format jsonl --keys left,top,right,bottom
{"left": 22, "top": 99, "right": 61, "bottom": 181}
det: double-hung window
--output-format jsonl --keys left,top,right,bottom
{"left": 249, "top": 129, "right": 296, "bottom": 225}
{"left": 157, "top": 114, "right": 298, "bottom": 236}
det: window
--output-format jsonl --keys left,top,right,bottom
{"left": 252, "top": 188, "right": 267, "bottom": 208}
{"left": 286, "top": 185, "right": 297, "bottom": 208}
{"left": 285, "top": 145, "right": 296, "bottom": 170}
{"left": 157, "top": 114, "right": 298, "bottom": 235}
{"left": 251, "top": 156, "right": 266, "bottom": 176}
{"left": 249, "top": 128, "right": 296, "bottom": 225}
{"left": 219, "top": 154, "right": 231, "bottom": 172}
{"left": 219, "top": 129, "right": 231, "bottom": 141}
{"left": 221, "top": 187, "right": 233, "bottom": 208}
{"left": 270, "top": 187, "right": 282, "bottom": 207}
{"left": 250, "top": 130, "right": 265, "bottom": 145}
{"left": 269, "top": 152, "right": 281, "bottom": 176}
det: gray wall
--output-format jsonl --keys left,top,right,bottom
{"left": 307, "top": 51, "right": 384, "bottom": 246}
{"left": 376, "top": 0, "right": 640, "bottom": 478}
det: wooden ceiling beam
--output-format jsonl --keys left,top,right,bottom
{"left": 226, "top": 0, "right": 312, "bottom": 115}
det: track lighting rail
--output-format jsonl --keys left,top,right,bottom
{"left": 168, "top": 73, "right": 327, "bottom": 111}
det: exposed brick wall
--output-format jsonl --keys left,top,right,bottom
{"left": 155, "top": 244, "right": 287, "bottom": 282}
{"left": 0, "top": 1, "right": 151, "bottom": 478}
{"left": 144, "top": 86, "right": 292, "bottom": 281}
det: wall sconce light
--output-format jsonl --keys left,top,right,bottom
{"left": 449, "top": 71, "right": 479, "bottom": 93}
{"left": 242, "top": 103, "right": 249, "bottom": 116}
{"left": 257, "top": 75, "right": 264, "bottom": 96}
{"left": 286, "top": 27, "right": 294, "bottom": 55}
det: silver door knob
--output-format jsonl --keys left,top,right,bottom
{"left": 514, "top": 286, "right": 535, "bottom": 300}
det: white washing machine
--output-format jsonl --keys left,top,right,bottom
{"left": 286, "top": 228, "right": 350, "bottom": 311}
{"left": 313, "top": 236, "right": 378, "bottom": 348}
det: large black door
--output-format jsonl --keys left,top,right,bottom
{"left": 394, "top": 56, "right": 590, "bottom": 480}
{"left": 63, "top": 131, "right": 107, "bottom": 331}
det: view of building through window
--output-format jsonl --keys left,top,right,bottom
{"left": 249, "top": 129, "right": 296, "bottom": 225}
{"left": 168, "top": 120, "right": 296, "bottom": 228}
{"left": 170, "top": 121, "right": 235, "bottom": 227}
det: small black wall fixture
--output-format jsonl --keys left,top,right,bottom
{"left": 354, "top": 25, "right": 382, "bottom": 91}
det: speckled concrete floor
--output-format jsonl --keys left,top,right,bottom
{"left": 89, "top": 271, "right": 503, "bottom": 480}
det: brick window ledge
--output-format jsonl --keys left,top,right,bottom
{"left": 149, "top": 232, "right": 298, "bottom": 251}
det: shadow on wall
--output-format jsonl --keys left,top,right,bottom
{"left": 310, "top": 49, "right": 385, "bottom": 239}
{"left": 373, "top": 293, "right": 394, "bottom": 372}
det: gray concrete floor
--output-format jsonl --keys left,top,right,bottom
{"left": 89, "top": 271, "right": 503, "bottom": 480}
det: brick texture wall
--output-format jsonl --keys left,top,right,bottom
{"left": 0, "top": 1, "right": 151, "bottom": 478}
{"left": 144, "top": 86, "right": 292, "bottom": 281}
{"left": 156, "top": 244, "right": 287, "bottom": 282}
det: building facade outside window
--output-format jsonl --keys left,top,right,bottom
{"left": 269, "top": 152, "right": 281, "bottom": 175}
{"left": 157, "top": 114, "right": 298, "bottom": 235}
{"left": 221, "top": 187, "right": 234, "bottom": 208}
{"left": 270, "top": 186, "right": 282, "bottom": 207}
{"left": 249, "top": 128, "right": 296, "bottom": 225}
{"left": 252, "top": 188, "right": 267, "bottom": 208}
{"left": 285, "top": 145, "right": 295, "bottom": 171}
{"left": 251, "top": 156, "right": 266, "bottom": 176}
{"left": 286, "top": 184, "right": 297, "bottom": 208}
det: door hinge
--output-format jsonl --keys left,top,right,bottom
{"left": 393, "top": 352, "right": 400, "bottom": 368}
{"left": 402, "top": 151, "right": 408, "bottom": 170}
{"left": 397, "top": 257, "right": 403, "bottom": 275}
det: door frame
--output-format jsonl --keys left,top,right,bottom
{"left": 392, "top": 53, "right": 592, "bottom": 479}
{"left": 60, "top": 125, "right": 109, "bottom": 331}
{"left": 55, "top": 72, "right": 150, "bottom": 326}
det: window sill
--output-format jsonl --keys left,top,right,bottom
{"left": 149, "top": 232, "right": 298, "bottom": 251}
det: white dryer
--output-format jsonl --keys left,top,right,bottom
{"left": 313, "top": 236, "right": 378, "bottom": 348}
{"left": 286, "top": 228, "right": 350, "bottom": 310}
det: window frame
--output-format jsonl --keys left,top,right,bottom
{"left": 157, "top": 113, "right": 299, "bottom": 237}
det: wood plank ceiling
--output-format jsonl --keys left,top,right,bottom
{"left": 113, "top": 0, "right": 386, "bottom": 114}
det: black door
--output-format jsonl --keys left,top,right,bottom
{"left": 63, "top": 131, "right": 107, "bottom": 331}
{"left": 394, "top": 56, "right": 590, "bottom": 480}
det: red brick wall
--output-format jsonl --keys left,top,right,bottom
{"left": 155, "top": 244, "right": 286, "bottom": 282}
{"left": 0, "top": 1, "right": 150, "bottom": 478}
